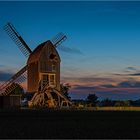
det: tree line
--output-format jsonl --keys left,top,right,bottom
{"left": 73, "top": 94, "right": 140, "bottom": 107}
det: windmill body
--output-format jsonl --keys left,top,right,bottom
{"left": 27, "top": 41, "right": 61, "bottom": 93}
{"left": 0, "top": 23, "right": 72, "bottom": 108}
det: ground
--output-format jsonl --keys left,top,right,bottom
{"left": 0, "top": 109, "right": 140, "bottom": 138}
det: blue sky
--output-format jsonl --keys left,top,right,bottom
{"left": 1, "top": 1, "right": 140, "bottom": 100}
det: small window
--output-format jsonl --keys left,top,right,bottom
{"left": 42, "top": 75, "right": 48, "bottom": 82}
{"left": 52, "top": 65, "right": 56, "bottom": 71}
{"left": 41, "top": 74, "right": 56, "bottom": 88}
{"left": 49, "top": 74, "right": 56, "bottom": 86}
{"left": 50, "top": 53, "right": 56, "bottom": 59}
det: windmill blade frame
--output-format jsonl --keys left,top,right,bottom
{"left": 0, "top": 65, "right": 27, "bottom": 96}
{"left": 51, "top": 32, "right": 67, "bottom": 48}
{"left": 4, "top": 22, "right": 32, "bottom": 57}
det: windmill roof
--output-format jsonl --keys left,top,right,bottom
{"left": 27, "top": 40, "right": 49, "bottom": 64}
{"left": 27, "top": 40, "right": 60, "bottom": 64}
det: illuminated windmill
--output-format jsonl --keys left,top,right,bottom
{"left": 0, "top": 22, "right": 71, "bottom": 108}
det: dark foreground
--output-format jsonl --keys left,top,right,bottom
{"left": 0, "top": 109, "right": 140, "bottom": 139}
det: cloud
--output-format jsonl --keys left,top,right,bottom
{"left": 113, "top": 72, "right": 140, "bottom": 77}
{"left": 101, "top": 84, "right": 116, "bottom": 88}
{"left": 129, "top": 73, "right": 140, "bottom": 76}
{"left": 61, "top": 71, "right": 140, "bottom": 100}
{"left": 126, "top": 67, "right": 137, "bottom": 71}
{"left": 70, "top": 85, "right": 140, "bottom": 100}
{"left": 73, "top": 85, "right": 95, "bottom": 90}
{"left": 61, "top": 75, "right": 121, "bottom": 89}
{"left": 0, "top": 70, "right": 13, "bottom": 81}
{"left": 78, "top": 77, "right": 115, "bottom": 83}
{"left": 58, "top": 45, "right": 83, "bottom": 55}
{"left": 113, "top": 73, "right": 123, "bottom": 76}
{"left": 62, "top": 76, "right": 116, "bottom": 83}
{"left": 99, "top": 81, "right": 140, "bottom": 88}
{"left": 69, "top": 77, "right": 140, "bottom": 100}
{"left": 121, "top": 67, "right": 140, "bottom": 76}
{"left": 70, "top": 83, "right": 140, "bottom": 100}
{"left": 118, "top": 81, "right": 140, "bottom": 88}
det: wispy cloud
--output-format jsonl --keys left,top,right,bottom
{"left": 117, "top": 81, "right": 140, "bottom": 88}
{"left": 61, "top": 75, "right": 123, "bottom": 87}
{"left": 126, "top": 67, "right": 137, "bottom": 71}
{"left": 71, "top": 79, "right": 140, "bottom": 89}
{"left": 100, "top": 82, "right": 139, "bottom": 89}
{"left": 120, "top": 67, "right": 140, "bottom": 76}
{"left": 129, "top": 73, "right": 140, "bottom": 76}
{"left": 113, "top": 72, "right": 140, "bottom": 77}
{"left": 70, "top": 82, "right": 140, "bottom": 100}
{"left": 70, "top": 86, "right": 140, "bottom": 100}
{"left": 64, "top": 74, "right": 140, "bottom": 100}
{"left": 100, "top": 84, "right": 116, "bottom": 88}
{"left": 58, "top": 45, "right": 83, "bottom": 55}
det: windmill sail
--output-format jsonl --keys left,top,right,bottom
{"left": 51, "top": 32, "right": 67, "bottom": 47}
{"left": 4, "top": 23, "right": 32, "bottom": 57}
{"left": 0, "top": 65, "right": 27, "bottom": 96}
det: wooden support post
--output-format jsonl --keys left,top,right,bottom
{"left": 58, "top": 95, "right": 61, "bottom": 108}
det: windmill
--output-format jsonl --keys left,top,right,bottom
{"left": 0, "top": 22, "right": 72, "bottom": 108}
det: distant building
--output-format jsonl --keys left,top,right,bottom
{"left": 0, "top": 95, "right": 21, "bottom": 109}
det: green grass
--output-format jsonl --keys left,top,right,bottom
{"left": 0, "top": 109, "right": 140, "bottom": 138}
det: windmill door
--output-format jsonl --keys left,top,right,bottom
{"left": 41, "top": 74, "right": 49, "bottom": 89}
{"left": 40, "top": 74, "right": 56, "bottom": 89}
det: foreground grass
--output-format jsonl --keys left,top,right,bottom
{"left": 0, "top": 109, "right": 140, "bottom": 138}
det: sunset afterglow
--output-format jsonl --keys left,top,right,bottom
{"left": 1, "top": 1, "right": 140, "bottom": 100}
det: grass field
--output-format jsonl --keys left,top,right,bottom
{"left": 0, "top": 109, "right": 140, "bottom": 138}
{"left": 90, "top": 106, "right": 140, "bottom": 111}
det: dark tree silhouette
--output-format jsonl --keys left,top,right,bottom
{"left": 60, "top": 83, "right": 71, "bottom": 99}
{"left": 86, "top": 94, "right": 98, "bottom": 107}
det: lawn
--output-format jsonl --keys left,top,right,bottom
{"left": 0, "top": 109, "right": 140, "bottom": 138}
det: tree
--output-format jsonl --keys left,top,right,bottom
{"left": 101, "top": 98, "right": 113, "bottom": 106}
{"left": 86, "top": 94, "right": 98, "bottom": 107}
{"left": 5, "top": 82, "right": 24, "bottom": 95}
{"left": 60, "top": 83, "right": 71, "bottom": 99}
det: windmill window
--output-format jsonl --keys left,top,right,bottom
{"left": 42, "top": 75, "right": 48, "bottom": 82}
{"left": 49, "top": 74, "right": 56, "bottom": 86}
{"left": 52, "top": 65, "right": 56, "bottom": 71}
{"left": 50, "top": 53, "right": 56, "bottom": 59}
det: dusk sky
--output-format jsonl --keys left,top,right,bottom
{"left": 1, "top": 1, "right": 140, "bottom": 100}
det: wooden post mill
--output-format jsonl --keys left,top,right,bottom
{"left": 0, "top": 23, "right": 72, "bottom": 108}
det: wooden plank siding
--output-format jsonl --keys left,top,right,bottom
{"left": 27, "top": 41, "right": 61, "bottom": 93}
